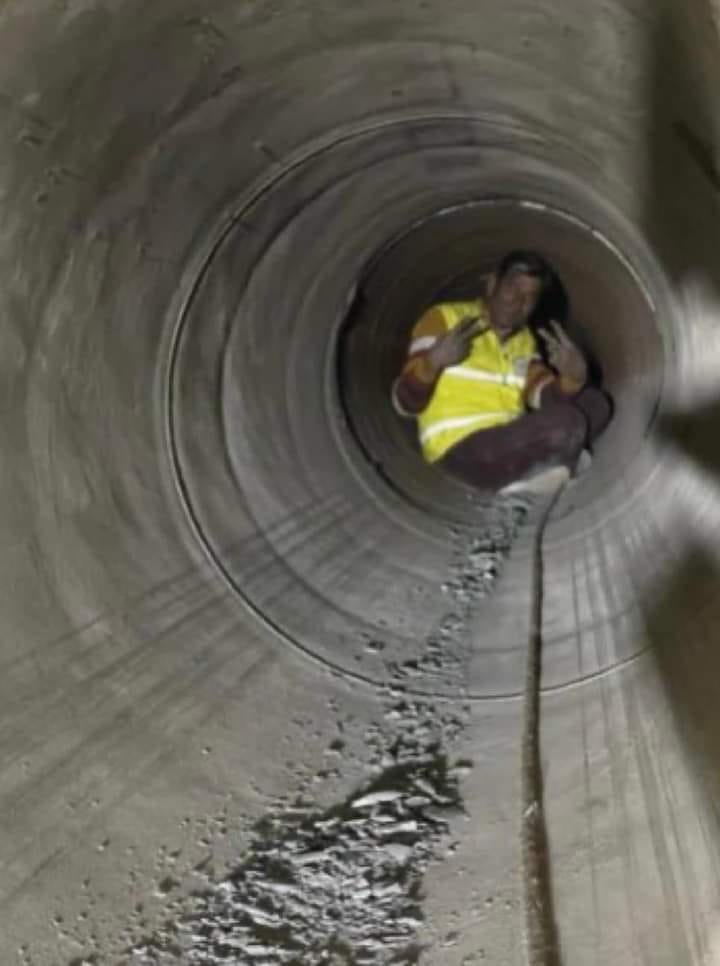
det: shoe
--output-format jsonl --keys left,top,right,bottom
{"left": 564, "top": 449, "right": 593, "bottom": 489}
{"left": 574, "top": 449, "right": 592, "bottom": 478}
{"left": 499, "top": 464, "right": 571, "bottom": 498}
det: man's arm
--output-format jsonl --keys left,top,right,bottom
{"left": 523, "top": 359, "right": 558, "bottom": 410}
{"left": 392, "top": 308, "right": 484, "bottom": 416}
{"left": 392, "top": 307, "right": 448, "bottom": 416}
{"left": 524, "top": 322, "right": 588, "bottom": 409}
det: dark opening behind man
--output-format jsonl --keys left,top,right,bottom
{"left": 392, "top": 251, "right": 612, "bottom": 495}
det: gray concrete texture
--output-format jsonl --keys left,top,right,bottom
{"left": 2, "top": 0, "right": 720, "bottom": 962}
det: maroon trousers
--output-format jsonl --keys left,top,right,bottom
{"left": 441, "top": 385, "right": 612, "bottom": 493}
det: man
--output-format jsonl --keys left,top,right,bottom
{"left": 392, "top": 251, "right": 612, "bottom": 495}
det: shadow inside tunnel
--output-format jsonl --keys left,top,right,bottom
{"left": 657, "top": 399, "right": 720, "bottom": 480}
{"left": 642, "top": 539, "right": 720, "bottom": 822}
{"left": 644, "top": 397, "right": 720, "bottom": 912}
{"left": 642, "top": 0, "right": 720, "bottom": 820}
{"left": 645, "top": 0, "right": 720, "bottom": 299}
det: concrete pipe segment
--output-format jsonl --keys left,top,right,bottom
{"left": 3, "top": 0, "right": 720, "bottom": 963}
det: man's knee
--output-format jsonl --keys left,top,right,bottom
{"left": 548, "top": 403, "right": 587, "bottom": 454}
{"left": 576, "top": 386, "right": 613, "bottom": 442}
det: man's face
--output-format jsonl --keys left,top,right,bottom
{"left": 487, "top": 270, "right": 543, "bottom": 337}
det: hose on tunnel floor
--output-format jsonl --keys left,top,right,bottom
{"left": 520, "top": 478, "right": 568, "bottom": 966}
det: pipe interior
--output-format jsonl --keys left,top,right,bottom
{"left": 3, "top": 0, "right": 720, "bottom": 963}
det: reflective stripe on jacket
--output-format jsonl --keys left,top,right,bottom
{"left": 416, "top": 300, "right": 539, "bottom": 462}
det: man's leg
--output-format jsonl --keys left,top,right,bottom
{"left": 568, "top": 385, "right": 613, "bottom": 449}
{"left": 441, "top": 387, "right": 612, "bottom": 492}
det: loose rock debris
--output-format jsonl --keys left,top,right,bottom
{"left": 116, "top": 499, "right": 527, "bottom": 965}
{"left": 126, "top": 748, "right": 466, "bottom": 965}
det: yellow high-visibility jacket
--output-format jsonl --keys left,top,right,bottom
{"left": 398, "top": 299, "right": 550, "bottom": 463}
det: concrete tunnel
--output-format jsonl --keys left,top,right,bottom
{"left": 4, "top": 0, "right": 720, "bottom": 962}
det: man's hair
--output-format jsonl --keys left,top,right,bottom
{"left": 496, "top": 250, "right": 554, "bottom": 294}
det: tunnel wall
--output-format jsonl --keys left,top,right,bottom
{"left": 2, "top": 0, "right": 720, "bottom": 963}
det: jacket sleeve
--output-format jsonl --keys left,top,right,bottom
{"left": 391, "top": 307, "right": 449, "bottom": 416}
{"left": 523, "top": 359, "right": 585, "bottom": 410}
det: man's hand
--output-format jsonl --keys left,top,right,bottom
{"left": 426, "top": 315, "right": 484, "bottom": 374}
{"left": 538, "top": 321, "right": 588, "bottom": 387}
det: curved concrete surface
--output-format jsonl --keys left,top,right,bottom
{"left": 3, "top": 0, "right": 720, "bottom": 962}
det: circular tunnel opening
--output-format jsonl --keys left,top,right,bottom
{"left": 338, "top": 197, "right": 664, "bottom": 520}
{"left": 166, "top": 114, "right": 672, "bottom": 698}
